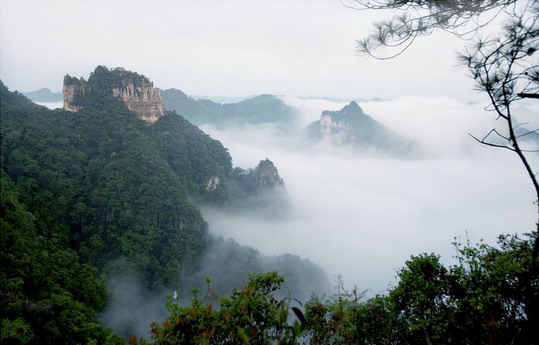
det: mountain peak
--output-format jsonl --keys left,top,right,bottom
{"left": 63, "top": 66, "right": 165, "bottom": 123}
{"left": 341, "top": 101, "right": 363, "bottom": 116}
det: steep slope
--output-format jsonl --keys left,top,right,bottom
{"left": 304, "top": 101, "right": 420, "bottom": 155}
{"left": 161, "top": 88, "right": 298, "bottom": 129}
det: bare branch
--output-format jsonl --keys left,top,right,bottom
{"left": 517, "top": 92, "right": 539, "bottom": 99}
{"left": 469, "top": 133, "right": 516, "bottom": 151}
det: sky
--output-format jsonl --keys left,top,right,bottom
{"left": 0, "top": 0, "right": 479, "bottom": 101}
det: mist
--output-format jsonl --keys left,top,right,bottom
{"left": 199, "top": 96, "right": 538, "bottom": 294}
{"left": 34, "top": 101, "right": 64, "bottom": 109}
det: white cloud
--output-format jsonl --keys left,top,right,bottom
{"left": 200, "top": 97, "right": 537, "bottom": 293}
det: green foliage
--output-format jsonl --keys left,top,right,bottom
{"left": 0, "top": 80, "right": 235, "bottom": 291}
{"left": 3, "top": 76, "right": 537, "bottom": 344}
{"left": 302, "top": 233, "right": 538, "bottom": 345}
{"left": 0, "top": 171, "right": 124, "bottom": 345}
{"left": 145, "top": 234, "right": 536, "bottom": 345}
{"left": 353, "top": 0, "right": 517, "bottom": 59}
{"left": 0, "top": 78, "right": 240, "bottom": 340}
{"left": 0, "top": 78, "right": 326, "bottom": 340}
{"left": 141, "top": 272, "right": 302, "bottom": 345}
{"left": 151, "top": 111, "right": 233, "bottom": 203}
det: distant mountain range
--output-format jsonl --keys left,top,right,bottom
{"left": 23, "top": 85, "right": 418, "bottom": 155}
{"left": 23, "top": 87, "right": 63, "bottom": 102}
{"left": 160, "top": 88, "right": 299, "bottom": 129}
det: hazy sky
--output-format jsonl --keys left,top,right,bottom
{"left": 1, "top": 0, "right": 480, "bottom": 100}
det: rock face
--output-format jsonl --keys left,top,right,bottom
{"left": 63, "top": 66, "right": 165, "bottom": 123}
{"left": 206, "top": 176, "right": 221, "bottom": 192}
{"left": 319, "top": 101, "right": 364, "bottom": 144}
{"left": 229, "top": 158, "right": 288, "bottom": 216}
{"left": 304, "top": 101, "right": 419, "bottom": 155}
{"left": 63, "top": 77, "right": 92, "bottom": 113}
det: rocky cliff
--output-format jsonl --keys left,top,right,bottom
{"left": 63, "top": 66, "right": 165, "bottom": 123}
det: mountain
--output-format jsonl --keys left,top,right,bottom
{"left": 63, "top": 66, "right": 165, "bottom": 122}
{"left": 23, "top": 87, "right": 63, "bottom": 102}
{"left": 304, "top": 101, "right": 420, "bottom": 155}
{"left": 161, "top": 88, "right": 299, "bottom": 129}
{"left": 0, "top": 67, "right": 329, "bottom": 340}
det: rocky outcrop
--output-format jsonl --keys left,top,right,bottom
{"left": 63, "top": 66, "right": 165, "bottom": 123}
{"left": 318, "top": 101, "right": 363, "bottom": 144}
{"left": 254, "top": 159, "right": 284, "bottom": 188}
{"left": 229, "top": 158, "right": 288, "bottom": 216}
{"left": 206, "top": 176, "right": 221, "bottom": 192}
{"left": 63, "top": 76, "right": 92, "bottom": 113}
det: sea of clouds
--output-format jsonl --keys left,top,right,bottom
{"left": 199, "top": 95, "right": 538, "bottom": 294}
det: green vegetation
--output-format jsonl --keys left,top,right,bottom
{"left": 0, "top": 75, "right": 325, "bottom": 342}
{"left": 141, "top": 272, "right": 301, "bottom": 345}
{"left": 144, "top": 234, "right": 538, "bottom": 345}
{"left": 1, "top": 77, "right": 230, "bottom": 341}
{"left": 1, "top": 79, "right": 222, "bottom": 291}
{"left": 0, "top": 172, "right": 124, "bottom": 345}
{"left": 304, "top": 233, "right": 538, "bottom": 344}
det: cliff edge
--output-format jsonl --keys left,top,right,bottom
{"left": 63, "top": 66, "right": 165, "bottom": 123}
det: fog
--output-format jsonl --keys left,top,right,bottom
{"left": 199, "top": 96, "right": 538, "bottom": 293}
{"left": 35, "top": 101, "right": 63, "bottom": 109}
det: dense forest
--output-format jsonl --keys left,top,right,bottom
{"left": 0, "top": 69, "right": 328, "bottom": 344}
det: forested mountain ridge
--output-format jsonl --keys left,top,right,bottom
{"left": 161, "top": 88, "right": 299, "bottom": 129}
{"left": 0, "top": 68, "right": 330, "bottom": 341}
{"left": 1, "top": 78, "right": 223, "bottom": 289}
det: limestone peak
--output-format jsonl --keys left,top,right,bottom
{"left": 63, "top": 66, "right": 165, "bottom": 123}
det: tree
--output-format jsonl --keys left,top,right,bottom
{"left": 347, "top": 0, "right": 518, "bottom": 59}
{"left": 459, "top": 2, "right": 539, "bottom": 257}
{"left": 302, "top": 234, "right": 537, "bottom": 344}
{"left": 138, "top": 273, "right": 303, "bottom": 345}
{"left": 348, "top": 0, "right": 538, "bottom": 245}
{"left": 346, "top": 0, "right": 539, "bottom": 342}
